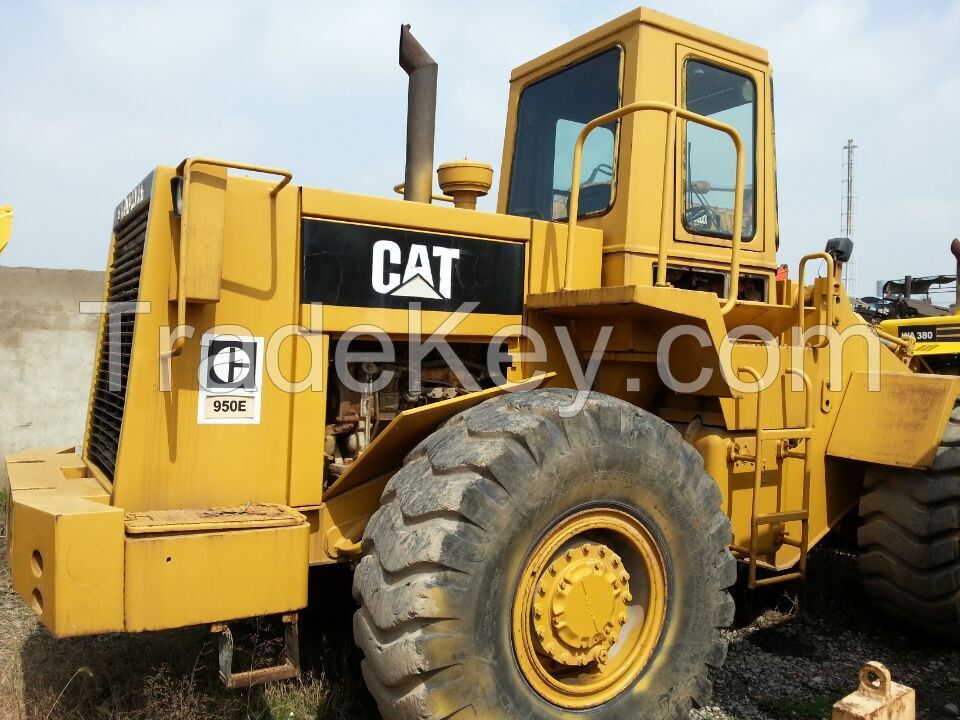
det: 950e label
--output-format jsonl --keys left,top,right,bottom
{"left": 197, "top": 334, "right": 264, "bottom": 425}
{"left": 204, "top": 395, "right": 255, "bottom": 420}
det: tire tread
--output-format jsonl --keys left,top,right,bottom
{"left": 858, "top": 398, "right": 960, "bottom": 639}
{"left": 354, "top": 389, "right": 735, "bottom": 718}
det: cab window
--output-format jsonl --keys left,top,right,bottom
{"left": 683, "top": 60, "right": 756, "bottom": 239}
{"left": 507, "top": 47, "right": 622, "bottom": 221}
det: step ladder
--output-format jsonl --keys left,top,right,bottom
{"left": 729, "top": 367, "right": 814, "bottom": 589}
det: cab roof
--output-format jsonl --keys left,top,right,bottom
{"left": 510, "top": 6, "right": 769, "bottom": 82}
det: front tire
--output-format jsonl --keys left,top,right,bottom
{"left": 353, "top": 389, "right": 735, "bottom": 719}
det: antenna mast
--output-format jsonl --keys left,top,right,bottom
{"left": 841, "top": 139, "right": 858, "bottom": 297}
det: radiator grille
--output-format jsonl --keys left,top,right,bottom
{"left": 86, "top": 206, "right": 149, "bottom": 481}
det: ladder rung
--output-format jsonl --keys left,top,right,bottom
{"left": 781, "top": 537, "right": 805, "bottom": 549}
{"left": 751, "top": 571, "right": 804, "bottom": 588}
{"left": 754, "top": 510, "right": 808, "bottom": 526}
{"left": 758, "top": 428, "right": 813, "bottom": 440}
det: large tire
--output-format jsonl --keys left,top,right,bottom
{"left": 353, "top": 388, "right": 736, "bottom": 719}
{"left": 858, "top": 400, "right": 960, "bottom": 640}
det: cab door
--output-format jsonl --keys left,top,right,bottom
{"left": 673, "top": 44, "right": 769, "bottom": 259}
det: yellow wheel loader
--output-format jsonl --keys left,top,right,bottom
{"left": 875, "top": 239, "right": 960, "bottom": 375}
{"left": 6, "top": 8, "right": 959, "bottom": 718}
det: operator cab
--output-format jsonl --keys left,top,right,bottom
{"left": 498, "top": 7, "right": 776, "bottom": 301}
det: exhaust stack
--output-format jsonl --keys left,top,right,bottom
{"left": 399, "top": 24, "right": 438, "bottom": 204}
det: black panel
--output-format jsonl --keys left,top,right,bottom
{"left": 301, "top": 219, "right": 525, "bottom": 315}
{"left": 897, "top": 324, "right": 947, "bottom": 342}
{"left": 113, "top": 170, "right": 154, "bottom": 231}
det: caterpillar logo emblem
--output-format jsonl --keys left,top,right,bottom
{"left": 371, "top": 240, "right": 460, "bottom": 300}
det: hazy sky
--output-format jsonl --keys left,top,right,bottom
{"left": 2, "top": 0, "right": 958, "bottom": 299}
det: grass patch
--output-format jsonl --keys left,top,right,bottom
{"left": 759, "top": 693, "right": 838, "bottom": 719}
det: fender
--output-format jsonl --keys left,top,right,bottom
{"left": 313, "top": 375, "right": 554, "bottom": 564}
{"left": 323, "top": 373, "right": 555, "bottom": 502}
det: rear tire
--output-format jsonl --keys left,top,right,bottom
{"left": 353, "top": 389, "right": 735, "bottom": 719}
{"left": 858, "top": 400, "right": 960, "bottom": 640}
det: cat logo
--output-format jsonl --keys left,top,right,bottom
{"left": 371, "top": 239, "right": 460, "bottom": 300}
{"left": 197, "top": 334, "right": 264, "bottom": 425}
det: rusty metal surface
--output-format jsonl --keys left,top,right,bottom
{"left": 216, "top": 615, "right": 300, "bottom": 689}
{"left": 124, "top": 502, "right": 305, "bottom": 534}
{"left": 322, "top": 374, "right": 554, "bottom": 501}
{"left": 833, "top": 662, "right": 916, "bottom": 720}
{"left": 827, "top": 371, "right": 960, "bottom": 468}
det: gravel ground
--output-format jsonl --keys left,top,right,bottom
{"left": 693, "top": 544, "right": 960, "bottom": 720}
{"left": 3, "top": 498, "right": 959, "bottom": 719}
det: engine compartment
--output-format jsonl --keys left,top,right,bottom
{"left": 324, "top": 341, "right": 507, "bottom": 485}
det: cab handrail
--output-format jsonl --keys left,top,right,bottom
{"left": 564, "top": 101, "right": 745, "bottom": 315}
{"left": 795, "top": 252, "right": 836, "bottom": 348}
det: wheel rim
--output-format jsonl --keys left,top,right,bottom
{"left": 512, "top": 507, "right": 668, "bottom": 709}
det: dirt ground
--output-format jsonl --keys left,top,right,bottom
{"left": 2, "top": 505, "right": 959, "bottom": 720}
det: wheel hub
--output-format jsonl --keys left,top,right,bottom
{"left": 512, "top": 508, "right": 668, "bottom": 709}
{"left": 533, "top": 543, "right": 631, "bottom": 666}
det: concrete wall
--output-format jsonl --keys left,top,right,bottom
{"left": 0, "top": 266, "right": 105, "bottom": 483}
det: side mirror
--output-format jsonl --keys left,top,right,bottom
{"left": 825, "top": 237, "right": 854, "bottom": 264}
{"left": 0, "top": 206, "right": 12, "bottom": 257}
{"left": 170, "top": 162, "right": 228, "bottom": 304}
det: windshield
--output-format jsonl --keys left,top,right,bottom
{"left": 507, "top": 47, "right": 622, "bottom": 221}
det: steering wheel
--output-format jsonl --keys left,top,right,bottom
{"left": 584, "top": 163, "right": 614, "bottom": 185}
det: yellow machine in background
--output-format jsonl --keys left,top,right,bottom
{"left": 877, "top": 239, "right": 960, "bottom": 374}
{"left": 879, "top": 314, "right": 960, "bottom": 374}
{"left": 6, "top": 8, "right": 960, "bottom": 719}
{"left": 0, "top": 206, "right": 11, "bottom": 256}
